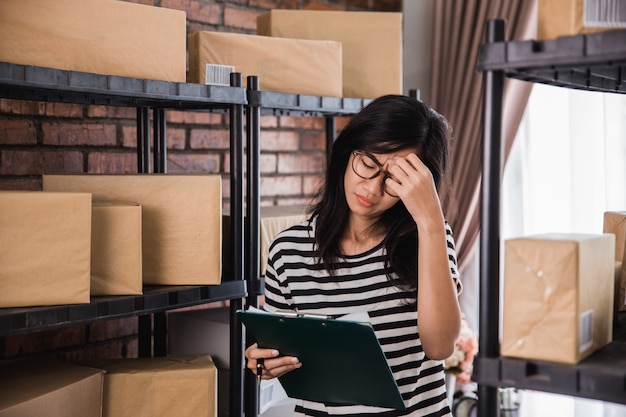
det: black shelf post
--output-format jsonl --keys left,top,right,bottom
{"left": 229, "top": 72, "right": 246, "bottom": 417}
{"left": 153, "top": 108, "right": 167, "bottom": 174}
{"left": 244, "top": 75, "right": 262, "bottom": 417}
{"left": 478, "top": 18, "right": 506, "bottom": 417}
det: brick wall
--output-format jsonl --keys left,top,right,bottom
{"left": 0, "top": 0, "right": 401, "bottom": 361}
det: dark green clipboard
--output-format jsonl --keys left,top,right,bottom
{"left": 237, "top": 309, "right": 406, "bottom": 410}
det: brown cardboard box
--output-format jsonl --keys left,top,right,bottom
{"left": 0, "top": 359, "right": 105, "bottom": 417}
{"left": 87, "top": 355, "right": 217, "bottom": 417}
{"left": 222, "top": 205, "right": 308, "bottom": 276}
{"left": 0, "top": 191, "right": 91, "bottom": 308}
{"left": 616, "top": 261, "right": 625, "bottom": 313}
{"left": 603, "top": 211, "right": 626, "bottom": 311}
{"left": 537, "top": 0, "right": 623, "bottom": 39}
{"left": 43, "top": 174, "right": 222, "bottom": 286}
{"left": 603, "top": 211, "right": 626, "bottom": 262}
{"left": 502, "top": 233, "right": 615, "bottom": 364}
{"left": 91, "top": 201, "right": 143, "bottom": 296}
{"left": 188, "top": 31, "right": 342, "bottom": 97}
{"left": 0, "top": 0, "right": 186, "bottom": 82}
{"left": 257, "top": 10, "right": 402, "bottom": 99}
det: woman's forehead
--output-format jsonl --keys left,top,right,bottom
{"left": 366, "top": 148, "right": 419, "bottom": 162}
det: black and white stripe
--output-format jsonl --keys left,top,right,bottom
{"left": 264, "top": 217, "right": 461, "bottom": 417}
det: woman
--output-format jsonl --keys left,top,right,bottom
{"left": 245, "top": 94, "right": 462, "bottom": 416}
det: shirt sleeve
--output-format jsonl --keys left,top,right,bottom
{"left": 445, "top": 221, "right": 463, "bottom": 295}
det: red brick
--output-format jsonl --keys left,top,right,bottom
{"left": 167, "top": 110, "right": 222, "bottom": 125}
{"left": 87, "top": 105, "right": 135, "bottom": 119}
{"left": 190, "top": 128, "right": 230, "bottom": 149}
{"left": 336, "top": 115, "right": 353, "bottom": 131}
{"left": 1, "top": 150, "right": 84, "bottom": 175}
{"left": 89, "top": 317, "right": 138, "bottom": 342}
{"left": 250, "top": 0, "right": 298, "bottom": 9}
{"left": 302, "top": 1, "right": 344, "bottom": 10}
{"left": 2, "top": 326, "right": 86, "bottom": 357}
{"left": 224, "top": 6, "right": 258, "bottom": 30}
{"left": 278, "top": 153, "right": 326, "bottom": 173}
{"left": 88, "top": 152, "right": 137, "bottom": 174}
{"left": 0, "top": 99, "right": 83, "bottom": 117}
{"left": 122, "top": 125, "right": 186, "bottom": 150}
{"left": 259, "top": 130, "right": 300, "bottom": 151}
{"left": 0, "top": 119, "right": 37, "bottom": 145}
{"left": 167, "top": 153, "right": 221, "bottom": 173}
{"left": 303, "top": 174, "right": 325, "bottom": 195}
{"left": 0, "top": 178, "right": 40, "bottom": 191}
{"left": 222, "top": 152, "right": 276, "bottom": 174}
{"left": 301, "top": 131, "right": 326, "bottom": 151}
{"left": 162, "top": 0, "right": 221, "bottom": 25}
{"left": 61, "top": 338, "right": 138, "bottom": 362}
{"left": 260, "top": 116, "right": 278, "bottom": 128}
{"left": 122, "top": 125, "right": 138, "bottom": 148}
{"left": 279, "top": 116, "right": 324, "bottom": 130}
{"left": 166, "top": 127, "right": 186, "bottom": 150}
{"left": 260, "top": 153, "right": 278, "bottom": 173}
{"left": 260, "top": 175, "right": 302, "bottom": 197}
{"left": 42, "top": 123, "right": 117, "bottom": 146}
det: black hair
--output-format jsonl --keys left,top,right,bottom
{"left": 310, "top": 94, "right": 453, "bottom": 293}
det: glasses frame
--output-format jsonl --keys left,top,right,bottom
{"left": 351, "top": 150, "right": 399, "bottom": 197}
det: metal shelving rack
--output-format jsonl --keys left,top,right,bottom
{"left": 474, "top": 19, "right": 626, "bottom": 416}
{"left": 0, "top": 61, "right": 249, "bottom": 414}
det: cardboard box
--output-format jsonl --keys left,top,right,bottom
{"left": 0, "top": 358, "right": 104, "bottom": 417}
{"left": 257, "top": 10, "right": 402, "bottom": 99}
{"left": 603, "top": 211, "right": 626, "bottom": 311}
{"left": 0, "top": 0, "right": 186, "bottom": 82}
{"left": 0, "top": 191, "right": 91, "bottom": 308}
{"left": 91, "top": 201, "right": 143, "bottom": 296}
{"left": 188, "top": 31, "right": 342, "bottom": 97}
{"left": 603, "top": 211, "right": 626, "bottom": 262}
{"left": 502, "top": 233, "right": 615, "bottom": 364}
{"left": 222, "top": 205, "right": 308, "bottom": 276}
{"left": 85, "top": 355, "right": 217, "bottom": 417}
{"left": 537, "top": 0, "right": 624, "bottom": 39}
{"left": 43, "top": 174, "right": 222, "bottom": 286}
{"left": 616, "top": 261, "right": 625, "bottom": 313}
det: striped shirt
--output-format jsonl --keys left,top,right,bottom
{"left": 264, "top": 216, "right": 462, "bottom": 417}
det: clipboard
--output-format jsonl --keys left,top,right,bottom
{"left": 237, "top": 309, "right": 406, "bottom": 410}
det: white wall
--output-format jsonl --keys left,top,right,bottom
{"left": 402, "top": 0, "right": 434, "bottom": 103}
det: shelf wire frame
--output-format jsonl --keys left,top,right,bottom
{"left": 478, "top": 18, "right": 506, "bottom": 417}
{"left": 244, "top": 75, "right": 262, "bottom": 417}
{"left": 229, "top": 72, "right": 246, "bottom": 417}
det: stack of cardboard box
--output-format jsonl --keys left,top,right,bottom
{"left": 0, "top": 174, "right": 222, "bottom": 309}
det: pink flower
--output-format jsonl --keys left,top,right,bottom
{"left": 444, "top": 316, "right": 479, "bottom": 385}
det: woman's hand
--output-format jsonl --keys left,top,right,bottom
{"left": 386, "top": 153, "right": 444, "bottom": 230}
{"left": 245, "top": 343, "right": 302, "bottom": 379}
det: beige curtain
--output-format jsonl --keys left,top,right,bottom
{"left": 429, "top": 0, "right": 538, "bottom": 272}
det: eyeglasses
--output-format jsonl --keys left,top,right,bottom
{"left": 351, "top": 150, "right": 399, "bottom": 197}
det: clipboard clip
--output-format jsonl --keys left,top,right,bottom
{"left": 277, "top": 309, "right": 332, "bottom": 319}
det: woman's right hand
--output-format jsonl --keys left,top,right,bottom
{"left": 245, "top": 343, "right": 302, "bottom": 379}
